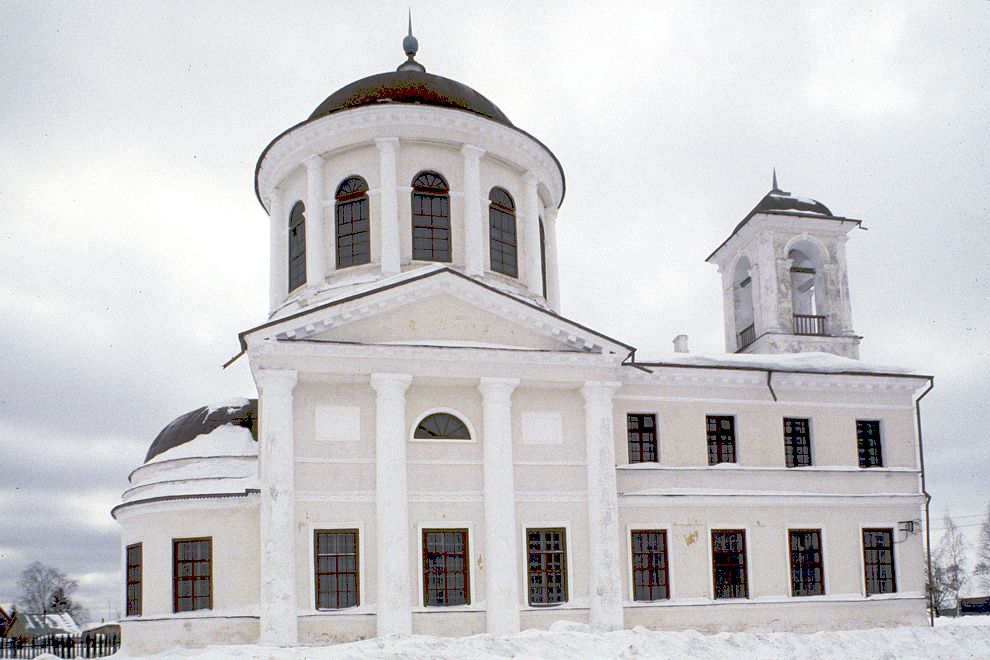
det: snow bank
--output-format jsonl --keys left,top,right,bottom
{"left": 146, "top": 425, "right": 257, "bottom": 464}
{"left": 121, "top": 619, "right": 990, "bottom": 659}
{"left": 634, "top": 351, "right": 917, "bottom": 375}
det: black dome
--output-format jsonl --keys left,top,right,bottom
{"left": 309, "top": 69, "right": 513, "bottom": 127}
{"left": 752, "top": 189, "right": 832, "bottom": 217}
{"left": 145, "top": 399, "right": 258, "bottom": 463}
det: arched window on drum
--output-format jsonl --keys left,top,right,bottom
{"left": 335, "top": 176, "right": 370, "bottom": 268}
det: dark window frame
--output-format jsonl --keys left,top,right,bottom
{"left": 422, "top": 528, "right": 470, "bottom": 607}
{"left": 711, "top": 529, "right": 748, "bottom": 599}
{"left": 411, "top": 171, "right": 451, "bottom": 262}
{"left": 288, "top": 200, "right": 307, "bottom": 292}
{"left": 125, "top": 542, "right": 142, "bottom": 617}
{"left": 527, "top": 527, "right": 568, "bottom": 606}
{"left": 314, "top": 529, "right": 360, "bottom": 610}
{"left": 783, "top": 417, "right": 813, "bottom": 468}
{"left": 413, "top": 412, "right": 471, "bottom": 440}
{"left": 627, "top": 413, "right": 659, "bottom": 464}
{"left": 631, "top": 530, "right": 670, "bottom": 601}
{"left": 335, "top": 176, "right": 370, "bottom": 269}
{"left": 539, "top": 217, "right": 547, "bottom": 299}
{"left": 172, "top": 537, "right": 212, "bottom": 613}
{"left": 706, "top": 415, "right": 737, "bottom": 465}
{"left": 863, "top": 528, "right": 896, "bottom": 596}
{"left": 488, "top": 187, "right": 518, "bottom": 278}
{"left": 788, "top": 529, "right": 825, "bottom": 596}
{"left": 857, "top": 420, "right": 883, "bottom": 468}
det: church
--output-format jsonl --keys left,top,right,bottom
{"left": 112, "top": 28, "right": 933, "bottom": 654}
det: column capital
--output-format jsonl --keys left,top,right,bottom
{"left": 375, "top": 136, "right": 400, "bottom": 153}
{"left": 581, "top": 381, "right": 622, "bottom": 401}
{"left": 461, "top": 143, "right": 485, "bottom": 160}
{"left": 522, "top": 170, "right": 539, "bottom": 187}
{"left": 370, "top": 373, "right": 413, "bottom": 396}
{"left": 303, "top": 154, "right": 325, "bottom": 171}
{"left": 255, "top": 369, "right": 298, "bottom": 394}
{"left": 478, "top": 377, "right": 520, "bottom": 399}
{"left": 267, "top": 186, "right": 284, "bottom": 211}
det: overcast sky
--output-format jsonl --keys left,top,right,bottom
{"left": 1, "top": 1, "right": 988, "bottom": 619}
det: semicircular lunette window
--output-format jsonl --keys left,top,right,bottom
{"left": 414, "top": 413, "right": 471, "bottom": 440}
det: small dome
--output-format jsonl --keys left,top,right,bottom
{"left": 309, "top": 69, "right": 513, "bottom": 127}
{"left": 753, "top": 189, "right": 832, "bottom": 217}
{"left": 145, "top": 399, "right": 257, "bottom": 463}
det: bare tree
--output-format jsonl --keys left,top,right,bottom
{"left": 932, "top": 513, "right": 968, "bottom": 615}
{"left": 974, "top": 504, "right": 990, "bottom": 593}
{"left": 16, "top": 562, "right": 84, "bottom": 621}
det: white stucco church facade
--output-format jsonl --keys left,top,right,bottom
{"left": 113, "top": 30, "right": 934, "bottom": 654}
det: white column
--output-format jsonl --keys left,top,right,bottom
{"left": 581, "top": 381, "right": 624, "bottom": 630}
{"left": 304, "top": 155, "right": 327, "bottom": 285}
{"left": 543, "top": 205, "right": 560, "bottom": 308}
{"left": 462, "top": 144, "right": 486, "bottom": 277}
{"left": 376, "top": 138, "right": 401, "bottom": 276}
{"left": 256, "top": 369, "right": 299, "bottom": 646}
{"left": 370, "top": 373, "right": 413, "bottom": 636}
{"left": 478, "top": 377, "right": 520, "bottom": 634}
{"left": 268, "top": 187, "right": 286, "bottom": 314}
{"left": 521, "top": 171, "right": 542, "bottom": 295}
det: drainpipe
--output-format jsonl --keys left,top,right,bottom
{"left": 915, "top": 378, "right": 935, "bottom": 626}
{"left": 765, "top": 370, "right": 778, "bottom": 402}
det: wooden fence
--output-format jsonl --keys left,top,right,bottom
{"left": 0, "top": 634, "right": 119, "bottom": 659}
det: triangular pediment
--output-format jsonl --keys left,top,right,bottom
{"left": 239, "top": 268, "right": 633, "bottom": 356}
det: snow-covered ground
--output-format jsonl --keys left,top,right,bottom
{"left": 105, "top": 618, "right": 990, "bottom": 659}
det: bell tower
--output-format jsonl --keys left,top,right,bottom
{"left": 707, "top": 173, "right": 862, "bottom": 358}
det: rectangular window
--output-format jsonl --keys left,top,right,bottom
{"left": 857, "top": 420, "right": 883, "bottom": 468}
{"left": 631, "top": 530, "right": 669, "bottom": 601}
{"left": 125, "top": 543, "right": 142, "bottom": 617}
{"left": 711, "top": 530, "right": 748, "bottom": 599}
{"left": 788, "top": 529, "right": 824, "bottom": 596}
{"left": 173, "top": 538, "right": 212, "bottom": 612}
{"left": 422, "top": 529, "right": 469, "bottom": 606}
{"left": 863, "top": 528, "right": 896, "bottom": 595}
{"left": 527, "top": 528, "right": 567, "bottom": 606}
{"left": 627, "top": 413, "right": 658, "bottom": 463}
{"left": 315, "top": 530, "right": 359, "bottom": 609}
{"left": 783, "top": 417, "right": 812, "bottom": 468}
{"left": 706, "top": 415, "right": 736, "bottom": 465}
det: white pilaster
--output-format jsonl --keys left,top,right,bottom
{"left": 304, "top": 155, "right": 327, "bottom": 285}
{"left": 370, "top": 372, "right": 413, "bottom": 636}
{"left": 462, "top": 144, "right": 486, "bottom": 277}
{"left": 478, "top": 377, "right": 520, "bottom": 634}
{"left": 522, "top": 171, "right": 542, "bottom": 295}
{"left": 543, "top": 205, "right": 560, "bottom": 308}
{"left": 268, "top": 187, "right": 286, "bottom": 314}
{"left": 376, "top": 138, "right": 401, "bottom": 276}
{"left": 581, "top": 381, "right": 624, "bottom": 630}
{"left": 256, "top": 369, "right": 299, "bottom": 646}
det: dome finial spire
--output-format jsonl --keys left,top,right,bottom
{"left": 398, "top": 9, "right": 426, "bottom": 73}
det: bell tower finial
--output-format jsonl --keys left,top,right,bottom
{"left": 772, "top": 167, "right": 779, "bottom": 192}
{"left": 398, "top": 9, "right": 426, "bottom": 73}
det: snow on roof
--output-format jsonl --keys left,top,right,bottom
{"left": 16, "top": 612, "right": 80, "bottom": 636}
{"left": 633, "top": 351, "right": 919, "bottom": 376}
{"left": 146, "top": 424, "right": 257, "bottom": 464}
{"left": 205, "top": 398, "right": 251, "bottom": 414}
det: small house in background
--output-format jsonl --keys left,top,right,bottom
{"left": 2, "top": 612, "right": 80, "bottom": 639}
{"left": 81, "top": 621, "right": 121, "bottom": 642}
{"left": 959, "top": 596, "right": 990, "bottom": 616}
{"left": 0, "top": 604, "right": 14, "bottom": 636}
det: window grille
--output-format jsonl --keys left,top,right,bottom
{"left": 422, "top": 529, "right": 469, "bottom": 606}
{"left": 706, "top": 415, "right": 736, "bottom": 465}
{"left": 527, "top": 528, "right": 567, "bottom": 605}
{"left": 627, "top": 413, "right": 658, "bottom": 463}
{"left": 783, "top": 417, "right": 812, "bottom": 468}
{"left": 631, "top": 530, "right": 669, "bottom": 601}
{"left": 335, "top": 177, "right": 370, "bottom": 268}
{"left": 173, "top": 538, "right": 211, "bottom": 612}
{"left": 414, "top": 413, "right": 470, "bottom": 440}
{"left": 315, "top": 530, "right": 359, "bottom": 609}
{"left": 863, "top": 528, "right": 896, "bottom": 595}
{"left": 711, "top": 530, "right": 748, "bottom": 599}
{"left": 788, "top": 529, "right": 824, "bottom": 596}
